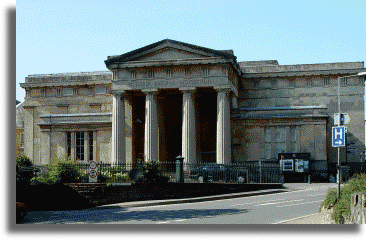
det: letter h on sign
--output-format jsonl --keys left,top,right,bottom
{"left": 332, "top": 126, "right": 346, "bottom": 147}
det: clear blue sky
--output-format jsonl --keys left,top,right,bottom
{"left": 16, "top": 0, "right": 366, "bottom": 102}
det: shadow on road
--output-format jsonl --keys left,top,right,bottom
{"left": 21, "top": 207, "right": 250, "bottom": 224}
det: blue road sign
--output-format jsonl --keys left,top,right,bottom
{"left": 332, "top": 126, "right": 346, "bottom": 147}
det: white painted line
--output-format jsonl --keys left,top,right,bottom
{"left": 276, "top": 200, "right": 323, "bottom": 208}
{"left": 255, "top": 199, "right": 304, "bottom": 207}
{"left": 306, "top": 193, "right": 326, "bottom": 197}
{"left": 273, "top": 213, "right": 320, "bottom": 224}
{"left": 230, "top": 197, "right": 290, "bottom": 206}
{"left": 156, "top": 221, "right": 169, "bottom": 224}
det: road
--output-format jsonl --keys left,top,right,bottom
{"left": 22, "top": 183, "right": 335, "bottom": 224}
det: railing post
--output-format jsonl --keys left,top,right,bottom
{"left": 176, "top": 155, "right": 184, "bottom": 183}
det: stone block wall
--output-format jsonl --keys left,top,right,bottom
{"left": 350, "top": 192, "right": 366, "bottom": 224}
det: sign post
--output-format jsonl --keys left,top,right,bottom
{"left": 89, "top": 160, "right": 98, "bottom": 183}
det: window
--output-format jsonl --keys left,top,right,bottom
{"left": 264, "top": 126, "right": 299, "bottom": 159}
{"left": 66, "top": 131, "right": 94, "bottom": 161}
{"left": 75, "top": 132, "right": 85, "bottom": 161}
{"left": 323, "top": 77, "right": 330, "bottom": 86}
{"left": 341, "top": 78, "right": 347, "bottom": 86}
{"left": 290, "top": 126, "right": 297, "bottom": 152}
{"left": 264, "top": 127, "right": 272, "bottom": 160}
{"left": 89, "top": 131, "right": 94, "bottom": 161}
{"left": 274, "top": 127, "right": 286, "bottom": 157}
{"left": 20, "top": 133, "right": 24, "bottom": 148}
{"left": 66, "top": 132, "right": 72, "bottom": 158}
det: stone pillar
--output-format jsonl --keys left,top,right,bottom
{"left": 143, "top": 89, "right": 159, "bottom": 162}
{"left": 111, "top": 93, "right": 125, "bottom": 164}
{"left": 124, "top": 93, "right": 134, "bottom": 167}
{"left": 216, "top": 88, "right": 231, "bottom": 164}
{"left": 181, "top": 88, "right": 196, "bottom": 165}
{"left": 232, "top": 93, "right": 238, "bottom": 108}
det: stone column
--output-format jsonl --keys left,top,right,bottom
{"left": 232, "top": 93, "right": 238, "bottom": 108}
{"left": 143, "top": 89, "right": 159, "bottom": 162}
{"left": 111, "top": 93, "right": 125, "bottom": 164}
{"left": 181, "top": 88, "right": 196, "bottom": 165}
{"left": 216, "top": 88, "right": 231, "bottom": 164}
{"left": 124, "top": 93, "right": 134, "bottom": 168}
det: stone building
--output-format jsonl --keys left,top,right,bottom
{"left": 16, "top": 102, "right": 25, "bottom": 156}
{"left": 20, "top": 39, "right": 365, "bottom": 177}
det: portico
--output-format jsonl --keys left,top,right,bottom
{"left": 105, "top": 39, "right": 240, "bottom": 165}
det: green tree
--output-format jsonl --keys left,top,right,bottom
{"left": 16, "top": 155, "right": 34, "bottom": 186}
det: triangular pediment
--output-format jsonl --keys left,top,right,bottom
{"left": 132, "top": 47, "right": 208, "bottom": 61}
{"left": 105, "top": 39, "right": 236, "bottom": 67}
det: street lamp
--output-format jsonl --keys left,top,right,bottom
{"left": 336, "top": 71, "right": 366, "bottom": 201}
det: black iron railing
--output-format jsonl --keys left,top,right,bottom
{"left": 29, "top": 161, "right": 283, "bottom": 184}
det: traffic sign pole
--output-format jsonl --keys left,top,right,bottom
{"left": 337, "top": 76, "right": 341, "bottom": 201}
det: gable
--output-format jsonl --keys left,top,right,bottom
{"left": 105, "top": 39, "right": 236, "bottom": 67}
{"left": 132, "top": 47, "right": 207, "bottom": 61}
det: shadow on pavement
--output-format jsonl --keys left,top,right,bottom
{"left": 21, "top": 207, "right": 250, "bottom": 224}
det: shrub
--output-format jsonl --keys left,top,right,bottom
{"left": 107, "top": 172, "right": 131, "bottom": 183}
{"left": 319, "top": 187, "right": 337, "bottom": 209}
{"left": 320, "top": 172, "right": 366, "bottom": 224}
{"left": 16, "top": 155, "right": 34, "bottom": 186}
{"left": 129, "top": 160, "right": 169, "bottom": 184}
{"left": 31, "top": 158, "right": 82, "bottom": 185}
{"left": 57, "top": 160, "right": 80, "bottom": 183}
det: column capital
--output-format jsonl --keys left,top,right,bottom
{"left": 214, "top": 87, "right": 231, "bottom": 93}
{"left": 142, "top": 88, "right": 159, "bottom": 94}
{"left": 110, "top": 90, "right": 129, "bottom": 97}
{"left": 179, "top": 87, "right": 196, "bottom": 93}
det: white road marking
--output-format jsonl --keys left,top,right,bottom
{"left": 255, "top": 199, "right": 304, "bottom": 206}
{"left": 306, "top": 193, "right": 326, "bottom": 197}
{"left": 273, "top": 213, "right": 320, "bottom": 224}
{"left": 230, "top": 197, "right": 290, "bottom": 206}
{"left": 276, "top": 200, "right": 323, "bottom": 207}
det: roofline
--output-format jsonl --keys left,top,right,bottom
{"left": 104, "top": 39, "right": 237, "bottom": 66}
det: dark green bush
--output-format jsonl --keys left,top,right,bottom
{"left": 57, "top": 161, "right": 80, "bottom": 183}
{"left": 31, "top": 158, "right": 81, "bottom": 185}
{"left": 16, "top": 155, "right": 34, "bottom": 186}
{"left": 320, "top": 172, "right": 366, "bottom": 224}
{"left": 129, "top": 160, "right": 169, "bottom": 184}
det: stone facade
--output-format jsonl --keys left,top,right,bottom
{"left": 20, "top": 39, "right": 365, "bottom": 178}
{"left": 16, "top": 102, "right": 25, "bottom": 156}
{"left": 20, "top": 71, "right": 113, "bottom": 164}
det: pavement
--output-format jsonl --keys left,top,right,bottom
{"left": 94, "top": 183, "right": 337, "bottom": 224}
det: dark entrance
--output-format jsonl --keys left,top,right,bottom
{"left": 196, "top": 89, "right": 217, "bottom": 163}
{"left": 133, "top": 94, "right": 146, "bottom": 163}
{"left": 159, "top": 91, "right": 182, "bottom": 164}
